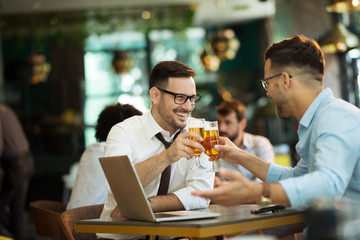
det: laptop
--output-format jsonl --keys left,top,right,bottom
{"left": 99, "top": 155, "right": 221, "bottom": 222}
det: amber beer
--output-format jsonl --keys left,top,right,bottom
{"left": 189, "top": 127, "right": 204, "bottom": 156}
{"left": 204, "top": 129, "right": 220, "bottom": 161}
{"left": 204, "top": 121, "right": 220, "bottom": 172}
{"left": 188, "top": 118, "right": 205, "bottom": 169}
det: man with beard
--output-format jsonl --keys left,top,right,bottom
{"left": 215, "top": 99, "right": 274, "bottom": 185}
{"left": 98, "top": 61, "right": 214, "bottom": 240}
{"left": 192, "top": 35, "right": 360, "bottom": 237}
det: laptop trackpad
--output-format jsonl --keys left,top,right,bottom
{"left": 154, "top": 210, "right": 212, "bottom": 218}
{"left": 154, "top": 213, "right": 183, "bottom": 218}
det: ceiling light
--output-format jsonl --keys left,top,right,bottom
{"left": 326, "top": 0, "right": 360, "bottom": 13}
{"left": 319, "top": 23, "right": 360, "bottom": 53}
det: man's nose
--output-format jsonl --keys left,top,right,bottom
{"left": 182, "top": 98, "right": 194, "bottom": 110}
{"left": 218, "top": 123, "right": 226, "bottom": 132}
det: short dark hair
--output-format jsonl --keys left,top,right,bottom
{"left": 149, "top": 61, "right": 196, "bottom": 90}
{"left": 216, "top": 99, "right": 246, "bottom": 122}
{"left": 95, "top": 103, "right": 142, "bottom": 142}
{"left": 264, "top": 35, "right": 325, "bottom": 81}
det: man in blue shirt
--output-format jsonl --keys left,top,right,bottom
{"left": 193, "top": 35, "right": 360, "bottom": 210}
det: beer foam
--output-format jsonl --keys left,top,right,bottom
{"left": 204, "top": 121, "right": 218, "bottom": 130}
{"left": 188, "top": 118, "right": 204, "bottom": 128}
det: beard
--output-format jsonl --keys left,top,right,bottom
{"left": 219, "top": 126, "right": 239, "bottom": 142}
{"left": 228, "top": 132, "right": 239, "bottom": 142}
{"left": 276, "top": 104, "right": 287, "bottom": 119}
{"left": 274, "top": 93, "right": 291, "bottom": 119}
{"left": 157, "top": 102, "right": 189, "bottom": 130}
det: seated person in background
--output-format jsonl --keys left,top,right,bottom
{"left": 66, "top": 103, "right": 142, "bottom": 210}
{"left": 215, "top": 99, "right": 274, "bottom": 185}
{"left": 193, "top": 35, "right": 360, "bottom": 238}
{"left": 98, "top": 61, "right": 214, "bottom": 240}
{"left": 0, "top": 104, "right": 34, "bottom": 240}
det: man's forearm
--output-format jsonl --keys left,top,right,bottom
{"left": 236, "top": 153, "right": 270, "bottom": 182}
{"left": 248, "top": 183, "right": 290, "bottom": 206}
{"left": 270, "top": 183, "right": 291, "bottom": 206}
{"left": 148, "top": 194, "right": 184, "bottom": 212}
{"left": 135, "top": 151, "right": 170, "bottom": 187}
{"left": 240, "top": 182, "right": 290, "bottom": 206}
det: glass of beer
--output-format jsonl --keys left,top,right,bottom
{"left": 188, "top": 118, "right": 206, "bottom": 170}
{"left": 204, "top": 121, "right": 220, "bottom": 172}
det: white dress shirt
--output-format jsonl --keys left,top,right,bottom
{"left": 97, "top": 111, "right": 214, "bottom": 240}
{"left": 66, "top": 142, "right": 107, "bottom": 210}
{"left": 66, "top": 142, "right": 107, "bottom": 209}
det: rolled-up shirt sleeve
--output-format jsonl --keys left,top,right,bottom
{"left": 172, "top": 153, "right": 214, "bottom": 210}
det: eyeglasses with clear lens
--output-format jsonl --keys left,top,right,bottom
{"left": 157, "top": 87, "right": 201, "bottom": 105}
{"left": 260, "top": 73, "right": 294, "bottom": 91}
{"left": 260, "top": 73, "right": 282, "bottom": 91}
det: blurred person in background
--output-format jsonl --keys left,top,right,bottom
{"left": 215, "top": 99, "right": 274, "bottom": 186}
{"left": 0, "top": 104, "right": 34, "bottom": 240}
{"left": 66, "top": 103, "right": 142, "bottom": 210}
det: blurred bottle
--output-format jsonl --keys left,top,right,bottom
{"left": 336, "top": 199, "right": 360, "bottom": 240}
{"left": 307, "top": 198, "right": 337, "bottom": 240}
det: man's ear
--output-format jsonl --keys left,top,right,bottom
{"left": 281, "top": 72, "right": 292, "bottom": 89}
{"left": 149, "top": 87, "right": 161, "bottom": 104}
{"left": 240, "top": 118, "right": 247, "bottom": 130}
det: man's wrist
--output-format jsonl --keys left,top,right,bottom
{"left": 263, "top": 182, "right": 270, "bottom": 198}
{"left": 159, "top": 150, "right": 172, "bottom": 165}
{"left": 258, "top": 182, "right": 272, "bottom": 207}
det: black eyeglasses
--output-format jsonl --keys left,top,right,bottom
{"left": 260, "top": 73, "right": 292, "bottom": 91}
{"left": 157, "top": 87, "right": 201, "bottom": 105}
{"left": 260, "top": 73, "right": 281, "bottom": 91}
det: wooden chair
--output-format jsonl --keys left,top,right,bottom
{"left": 60, "top": 204, "right": 104, "bottom": 240}
{"left": 29, "top": 200, "right": 67, "bottom": 240}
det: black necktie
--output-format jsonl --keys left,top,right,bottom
{"left": 155, "top": 130, "right": 181, "bottom": 196}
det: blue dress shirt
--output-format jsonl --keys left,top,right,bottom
{"left": 266, "top": 88, "right": 360, "bottom": 209}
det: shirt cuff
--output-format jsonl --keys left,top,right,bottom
{"left": 173, "top": 187, "right": 210, "bottom": 210}
{"left": 265, "top": 162, "right": 283, "bottom": 182}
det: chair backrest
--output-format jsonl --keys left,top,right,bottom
{"left": 30, "top": 200, "right": 67, "bottom": 240}
{"left": 60, "top": 204, "right": 104, "bottom": 240}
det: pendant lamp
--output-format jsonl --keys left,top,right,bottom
{"left": 112, "top": 51, "right": 133, "bottom": 75}
{"left": 319, "top": 22, "right": 360, "bottom": 53}
{"left": 326, "top": 0, "right": 360, "bottom": 13}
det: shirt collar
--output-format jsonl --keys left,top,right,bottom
{"left": 144, "top": 111, "right": 182, "bottom": 142}
{"left": 241, "top": 132, "right": 252, "bottom": 149}
{"left": 299, "top": 88, "right": 334, "bottom": 128}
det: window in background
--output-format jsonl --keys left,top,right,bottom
{"left": 148, "top": 28, "right": 207, "bottom": 82}
{"left": 84, "top": 31, "right": 149, "bottom": 146}
{"left": 83, "top": 28, "right": 207, "bottom": 146}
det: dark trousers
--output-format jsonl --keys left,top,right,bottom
{"left": 0, "top": 179, "right": 30, "bottom": 240}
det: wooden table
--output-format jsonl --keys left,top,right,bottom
{"left": 75, "top": 204, "right": 305, "bottom": 239}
